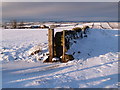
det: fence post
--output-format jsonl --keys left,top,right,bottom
{"left": 62, "top": 30, "right": 66, "bottom": 62}
{"left": 48, "top": 29, "right": 54, "bottom": 62}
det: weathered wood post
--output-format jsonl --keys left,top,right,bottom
{"left": 48, "top": 28, "right": 54, "bottom": 62}
{"left": 62, "top": 30, "right": 66, "bottom": 62}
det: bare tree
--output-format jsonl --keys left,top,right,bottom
{"left": 4, "top": 22, "right": 7, "bottom": 29}
{"left": 11, "top": 20, "right": 17, "bottom": 29}
{"left": 19, "top": 21, "right": 24, "bottom": 29}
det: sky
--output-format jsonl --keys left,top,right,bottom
{"left": 1, "top": 0, "right": 119, "bottom": 2}
{"left": 2, "top": 2, "right": 118, "bottom": 22}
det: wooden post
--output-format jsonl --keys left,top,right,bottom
{"left": 48, "top": 29, "right": 54, "bottom": 62}
{"left": 62, "top": 30, "right": 66, "bottom": 62}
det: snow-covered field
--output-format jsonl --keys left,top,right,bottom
{"left": 1, "top": 23, "right": 119, "bottom": 88}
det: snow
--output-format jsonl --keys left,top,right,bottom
{"left": 1, "top": 29, "right": 48, "bottom": 62}
{"left": 28, "top": 44, "right": 42, "bottom": 56}
{"left": 100, "top": 23, "right": 112, "bottom": 29}
{"left": 52, "top": 57, "right": 60, "bottom": 62}
{"left": 1, "top": 23, "right": 119, "bottom": 88}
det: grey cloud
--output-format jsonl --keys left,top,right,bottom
{"left": 2, "top": 2, "right": 118, "bottom": 22}
{"left": 2, "top": 0, "right": 119, "bottom": 2}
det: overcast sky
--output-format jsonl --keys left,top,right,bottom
{"left": 2, "top": 0, "right": 119, "bottom": 2}
{"left": 2, "top": 2, "right": 118, "bottom": 22}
